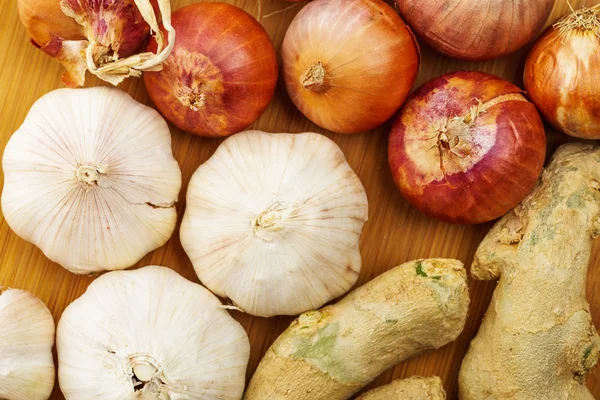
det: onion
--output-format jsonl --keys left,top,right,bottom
{"left": 17, "top": 0, "right": 81, "bottom": 46}
{"left": 388, "top": 71, "right": 546, "bottom": 225}
{"left": 524, "top": 5, "right": 600, "bottom": 139}
{"left": 281, "top": 0, "right": 420, "bottom": 134}
{"left": 395, "top": 0, "right": 554, "bottom": 60}
{"left": 17, "top": 0, "right": 174, "bottom": 87}
{"left": 144, "top": 3, "right": 278, "bottom": 137}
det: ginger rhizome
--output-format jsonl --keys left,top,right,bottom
{"left": 459, "top": 144, "right": 600, "bottom": 399}
{"left": 244, "top": 259, "right": 469, "bottom": 400}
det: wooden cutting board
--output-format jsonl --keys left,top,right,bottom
{"left": 0, "top": 0, "right": 598, "bottom": 398}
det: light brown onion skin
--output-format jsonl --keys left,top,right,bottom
{"left": 389, "top": 71, "right": 546, "bottom": 225}
{"left": 524, "top": 25, "right": 600, "bottom": 139}
{"left": 282, "top": 0, "right": 420, "bottom": 134}
{"left": 395, "top": 0, "right": 554, "bottom": 61}
{"left": 144, "top": 3, "right": 278, "bottom": 137}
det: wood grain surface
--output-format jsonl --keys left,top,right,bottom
{"left": 0, "top": 0, "right": 598, "bottom": 398}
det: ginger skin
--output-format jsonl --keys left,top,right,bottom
{"left": 244, "top": 259, "right": 469, "bottom": 400}
{"left": 459, "top": 144, "right": 600, "bottom": 399}
{"left": 356, "top": 376, "right": 446, "bottom": 400}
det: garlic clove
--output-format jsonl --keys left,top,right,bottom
{"left": 0, "top": 289, "right": 55, "bottom": 400}
{"left": 57, "top": 266, "right": 250, "bottom": 400}
{"left": 1, "top": 87, "right": 182, "bottom": 274}
{"left": 180, "top": 131, "right": 369, "bottom": 317}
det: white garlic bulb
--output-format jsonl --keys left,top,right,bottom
{"left": 0, "top": 289, "right": 55, "bottom": 400}
{"left": 57, "top": 266, "right": 250, "bottom": 400}
{"left": 1, "top": 87, "right": 182, "bottom": 274}
{"left": 180, "top": 131, "right": 369, "bottom": 317}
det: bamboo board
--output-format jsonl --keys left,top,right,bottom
{"left": 0, "top": 0, "right": 598, "bottom": 398}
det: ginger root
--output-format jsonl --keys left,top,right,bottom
{"left": 356, "top": 376, "right": 446, "bottom": 400}
{"left": 244, "top": 259, "right": 469, "bottom": 400}
{"left": 459, "top": 143, "right": 600, "bottom": 399}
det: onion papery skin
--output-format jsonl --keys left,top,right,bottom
{"left": 524, "top": 10, "right": 600, "bottom": 139}
{"left": 17, "top": 0, "right": 151, "bottom": 86}
{"left": 282, "top": 0, "right": 420, "bottom": 134}
{"left": 144, "top": 3, "right": 278, "bottom": 137}
{"left": 59, "top": 0, "right": 150, "bottom": 58}
{"left": 395, "top": 0, "right": 555, "bottom": 61}
{"left": 389, "top": 71, "right": 546, "bottom": 225}
{"left": 17, "top": 0, "right": 82, "bottom": 47}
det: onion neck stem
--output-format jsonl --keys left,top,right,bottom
{"left": 301, "top": 61, "right": 329, "bottom": 93}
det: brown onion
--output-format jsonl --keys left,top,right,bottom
{"left": 17, "top": 0, "right": 173, "bottom": 87}
{"left": 282, "top": 0, "right": 420, "bottom": 134}
{"left": 395, "top": 0, "right": 554, "bottom": 61}
{"left": 524, "top": 5, "right": 600, "bottom": 139}
{"left": 389, "top": 71, "right": 546, "bottom": 225}
{"left": 144, "top": 3, "right": 278, "bottom": 137}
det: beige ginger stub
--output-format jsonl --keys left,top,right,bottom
{"left": 244, "top": 258, "right": 469, "bottom": 400}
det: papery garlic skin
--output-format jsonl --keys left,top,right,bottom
{"left": 180, "top": 131, "right": 369, "bottom": 317}
{"left": 1, "top": 87, "right": 182, "bottom": 274}
{"left": 0, "top": 289, "right": 55, "bottom": 400}
{"left": 57, "top": 266, "right": 250, "bottom": 400}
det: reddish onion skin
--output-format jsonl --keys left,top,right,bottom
{"left": 524, "top": 12, "right": 600, "bottom": 139}
{"left": 17, "top": 0, "right": 82, "bottom": 46}
{"left": 60, "top": 0, "right": 150, "bottom": 57}
{"left": 18, "top": 0, "right": 152, "bottom": 86}
{"left": 395, "top": 0, "right": 554, "bottom": 61}
{"left": 389, "top": 71, "right": 546, "bottom": 225}
{"left": 17, "top": 0, "right": 149, "bottom": 56}
{"left": 282, "top": 0, "right": 420, "bottom": 134}
{"left": 144, "top": 3, "right": 278, "bottom": 137}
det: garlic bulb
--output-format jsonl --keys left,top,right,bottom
{"left": 1, "top": 87, "right": 182, "bottom": 274}
{"left": 0, "top": 289, "right": 55, "bottom": 400}
{"left": 180, "top": 131, "right": 369, "bottom": 317}
{"left": 57, "top": 266, "right": 250, "bottom": 399}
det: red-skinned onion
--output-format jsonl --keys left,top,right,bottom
{"left": 524, "top": 5, "right": 600, "bottom": 139}
{"left": 144, "top": 3, "right": 278, "bottom": 137}
{"left": 395, "top": 0, "right": 555, "bottom": 61}
{"left": 281, "top": 0, "right": 420, "bottom": 134}
{"left": 17, "top": 0, "right": 82, "bottom": 47}
{"left": 389, "top": 71, "right": 546, "bottom": 225}
{"left": 17, "top": 0, "right": 173, "bottom": 87}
